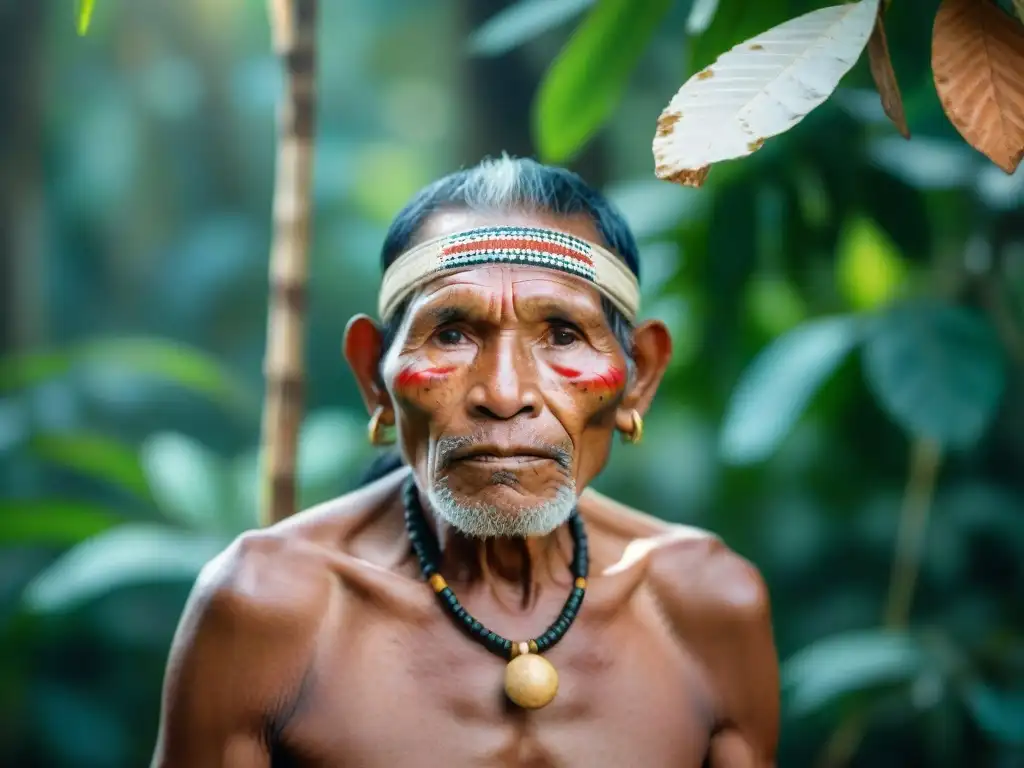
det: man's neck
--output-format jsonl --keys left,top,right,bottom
{"left": 418, "top": 494, "right": 575, "bottom": 610}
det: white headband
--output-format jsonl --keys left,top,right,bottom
{"left": 378, "top": 226, "right": 641, "bottom": 322}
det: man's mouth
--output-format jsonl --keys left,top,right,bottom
{"left": 452, "top": 446, "right": 555, "bottom": 465}
{"left": 444, "top": 442, "right": 571, "bottom": 470}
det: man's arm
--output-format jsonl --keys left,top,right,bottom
{"left": 704, "top": 584, "right": 779, "bottom": 768}
{"left": 650, "top": 535, "right": 780, "bottom": 768}
{"left": 151, "top": 532, "right": 329, "bottom": 768}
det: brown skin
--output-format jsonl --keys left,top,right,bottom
{"left": 151, "top": 209, "right": 780, "bottom": 767}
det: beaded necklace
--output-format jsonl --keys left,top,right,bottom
{"left": 402, "top": 477, "right": 588, "bottom": 709}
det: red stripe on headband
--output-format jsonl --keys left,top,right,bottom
{"left": 441, "top": 237, "right": 594, "bottom": 267}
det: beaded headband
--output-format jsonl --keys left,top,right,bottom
{"left": 378, "top": 226, "right": 641, "bottom": 322}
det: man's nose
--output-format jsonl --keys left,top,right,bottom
{"left": 465, "top": 335, "right": 540, "bottom": 421}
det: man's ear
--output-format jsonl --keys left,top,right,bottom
{"left": 615, "top": 319, "right": 673, "bottom": 434}
{"left": 343, "top": 314, "right": 391, "bottom": 417}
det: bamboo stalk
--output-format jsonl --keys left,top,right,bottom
{"left": 260, "top": 0, "right": 318, "bottom": 526}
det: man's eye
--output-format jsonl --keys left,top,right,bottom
{"left": 436, "top": 328, "right": 464, "bottom": 345}
{"left": 550, "top": 326, "right": 579, "bottom": 346}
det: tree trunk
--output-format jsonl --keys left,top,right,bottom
{"left": 0, "top": 1, "right": 47, "bottom": 354}
{"left": 260, "top": 0, "right": 318, "bottom": 526}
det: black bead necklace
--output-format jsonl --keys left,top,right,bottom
{"left": 402, "top": 477, "right": 589, "bottom": 709}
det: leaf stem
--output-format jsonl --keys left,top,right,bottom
{"left": 816, "top": 436, "right": 943, "bottom": 767}
{"left": 980, "top": 276, "right": 1024, "bottom": 367}
{"left": 883, "top": 437, "right": 943, "bottom": 627}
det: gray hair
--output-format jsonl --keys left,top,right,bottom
{"left": 378, "top": 155, "right": 641, "bottom": 373}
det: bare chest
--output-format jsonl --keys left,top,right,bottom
{"left": 278, "top": 592, "right": 715, "bottom": 767}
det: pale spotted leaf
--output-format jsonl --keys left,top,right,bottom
{"left": 653, "top": 0, "right": 879, "bottom": 187}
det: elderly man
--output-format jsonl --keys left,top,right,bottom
{"left": 151, "top": 157, "right": 779, "bottom": 767}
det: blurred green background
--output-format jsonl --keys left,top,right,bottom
{"left": 2, "top": 0, "right": 1022, "bottom": 766}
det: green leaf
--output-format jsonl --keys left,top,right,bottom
{"left": 77, "top": 0, "right": 96, "bottom": 36}
{"left": 862, "top": 302, "right": 1006, "bottom": 447}
{"left": 77, "top": 337, "right": 254, "bottom": 413}
{"left": 782, "top": 629, "right": 927, "bottom": 718}
{"left": 297, "top": 409, "right": 372, "bottom": 509}
{"left": 0, "top": 336, "right": 253, "bottom": 414}
{"left": 719, "top": 315, "right": 863, "bottom": 464}
{"left": 0, "top": 501, "right": 119, "bottom": 546}
{"left": 140, "top": 433, "right": 235, "bottom": 534}
{"left": 468, "top": 0, "right": 595, "bottom": 57}
{"left": 23, "top": 523, "right": 229, "bottom": 613}
{"left": 29, "top": 433, "right": 151, "bottom": 501}
{"left": 963, "top": 683, "right": 1024, "bottom": 746}
{"left": 685, "top": 0, "right": 720, "bottom": 35}
{"left": 0, "top": 350, "right": 73, "bottom": 391}
{"left": 835, "top": 216, "right": 908, "bottom": 311}
{"left": 533, "top": 0, "right": 673, "bottom": 163}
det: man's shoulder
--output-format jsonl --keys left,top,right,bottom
{"left": 187, "top": 528, "right": 336, "bottom": 642}
{"left": 187, "top": 467, "right": 409, "bottom": 633}
{"left": 646, "top": 530, "right": 769, "bottom": 622}
{"left": 582, "top": 488, "right": 769, "bottom": 622}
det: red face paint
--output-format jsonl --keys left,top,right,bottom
{"left": 550, "top": 364, "right": 582, "bottom": 379}
{"left": 589, "top": 366, "right": 626, "bottom": 392}
{"left": 550, "top": 364, "right": 625, "bottom": 392}
{"left": 395, "top": 366, "right": 455, "bottom": 388}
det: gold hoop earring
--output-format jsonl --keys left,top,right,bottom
{"left": 622, "top": 409, "right": 643, "bottom": 445}
{"left": 367, "top": 407, "right": 395, "bottom": 446}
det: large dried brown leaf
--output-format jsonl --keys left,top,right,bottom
{"left": 932, "top": 0, "right": 1024, "bottom": 174}
{"left": 867, "top": 8, "right": 910, "bottom": 138}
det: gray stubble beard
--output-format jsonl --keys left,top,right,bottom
{"left": 427, "top": 476, "right": 578, "bottom": 539}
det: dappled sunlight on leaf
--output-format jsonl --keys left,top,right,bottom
{"left": 76, "top": 0, "right": 97, "bottom": 36}
{"left": 685, "top": 0, "right": 721, "bottom": 36}
{"left": 140, "top": 433, "right": 234, "bottom": 534}
{"left": 836, "top": 217, "right": 908, "bottom": 310}
{"left": 783, "top": 629, "right": 928, "bottom": 718}
{"left": 468, "top": 0, "right": 594, "bottom": 57}
{"left": 720, "top": 315, "right": 864, "bottom": 464}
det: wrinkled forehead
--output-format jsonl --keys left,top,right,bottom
{"left": 409, "top": 264, "right": 607, "bottom": 322}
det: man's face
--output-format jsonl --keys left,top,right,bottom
{"left": 346, "top": 209, "right": 671, "bottom": 538}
